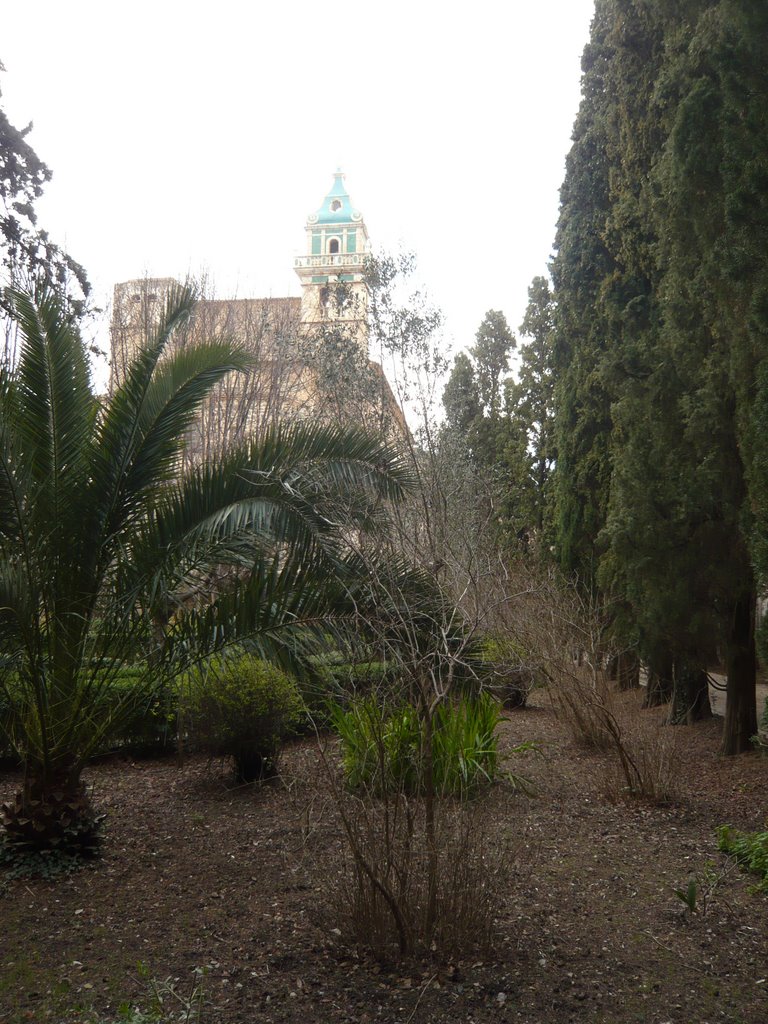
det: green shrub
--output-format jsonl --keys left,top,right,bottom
{"left": 185, "top": 656, "right": 306, "bottom": 783}
{"left": 475, "top": 634, "right": 535, "bottom": 709}
{"left": 333, "top": 698, "right": 420, "bottom": 793}
{"left": 432, "top": 693, "right": 502, "bottom": 791}
{"left": 717, "top": 824, "right": 768, "bottom": 892}
{"left": 333, "top": 692, "right": 502, "bottom": 797}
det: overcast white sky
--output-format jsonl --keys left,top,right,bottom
{"left": 2, "top": 0, "right": 594, "bottom": 377}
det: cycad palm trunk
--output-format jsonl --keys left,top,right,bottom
{"left": 1, "top": 758, "right": 99, "bottom": 856}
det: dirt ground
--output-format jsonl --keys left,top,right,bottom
{"left": 1, "top": 691, "right": 767, "bottom": 1024}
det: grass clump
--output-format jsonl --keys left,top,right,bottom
{"left": 333, "top": 691, "right": 502, "bottom": 796}
{"left": 717, "top": 824, "right": 768, "bottom": 891}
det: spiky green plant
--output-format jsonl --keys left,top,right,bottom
{"left": 0, "top": 283, "right": 411, "bottom": 857}
{"left": 333, "top": 692, "right": 502, "bottom": 797}
{"left": 717, "top": 825, "right": 768, "bottom": 892}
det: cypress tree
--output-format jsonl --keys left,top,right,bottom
{"left": 552, "top": 0, "right": 768, "bottom": 749}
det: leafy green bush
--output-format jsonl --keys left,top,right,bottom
{"left": 717, "top": 824, "right": 768, "bottom": 891}
{"left": 333, "top": 692, "right": 502, "bottom": 797}
{"left": 333, "top": 698, "right": 421, "bottom": 793}
{"left": 475, "top": 635, "right": 535, "bottom": 709}
{"left": 99, "top": 668, "right": 178, "bottom": 754}
{"left": 185, "top": 656, "right": 306, "bottom": 783}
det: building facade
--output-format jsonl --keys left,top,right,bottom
{"left": 110, "top": 174, "right": 403, "bottom": 461}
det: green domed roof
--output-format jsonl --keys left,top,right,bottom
{"left": 309, "top": 170, "right": 362, "bottom": 226}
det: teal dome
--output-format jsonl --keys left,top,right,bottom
{"left": 309, "top": 171, "right": 362, "bottom": 226}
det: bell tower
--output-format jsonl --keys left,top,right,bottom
{"left": 294, "top": 171, "right": 370, "bottom": 350}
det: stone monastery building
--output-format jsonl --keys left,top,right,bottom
{"left": 110, "top": 173, "right": 402, "bottom": 462}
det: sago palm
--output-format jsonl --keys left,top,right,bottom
{"left": 0, "top": 284, "right": 410, "bottom": 857}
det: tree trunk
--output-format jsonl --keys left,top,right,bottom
{"left": 421, "top": 698, "right": 438, "bottom": 947}
{"left": 668, "top": 662, "right": 712, "bottom": 725}
{"left": 1, "top": 764, "right": 101, "bottom": 857}
{"left": 722, "top": 590, "right": 757, "bottom": 755}
{"left": 643, "top": 653, "right": 673, "bottom": 708}
{"left": 617, "top": 651, "right": 640, "bottom": 691}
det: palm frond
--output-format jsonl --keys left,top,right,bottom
{"left": 4, "top": 288, "right": 95, "bottom": 567}
{"left": 93, "top": 339, "right": 250, "bottom": 532}
{"left": 248, "top": 421, "right": 414, "bottom": 505}
{"left": 161, "top": 544, "right": 355, "bottom": 678}
{"left": 5, "top": 287, "right": 93, "bottom": 488}
{"left": 87, "top": 285, "right": 198, "bottom": 532}
{"left": 118, "top": 421, "right": 412, "bottom": 616}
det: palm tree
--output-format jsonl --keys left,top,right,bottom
{"left": 0, "top": 284, "right": 410, "bottom": 857}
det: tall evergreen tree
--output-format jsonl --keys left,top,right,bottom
{"left": 471, "top": 310, "right": 515, "bottom": 418}
{"left": 442, "top": 351, "right": 481, "bottom": 440}
{"left": 550, "top": 0, "right": 618, "bottom": 584}
{"left": 442, "top": 311, "right": 535, "bottom": 541}
{"left": 648, "top": 0, "right": 768, "bottom": 749}
{"left": 0, "top": 65, "right": 89, "bottom": 315}
{"left": 552, "top": 0, "right": 768, "bottom": 750}
{"left": 508, "top": 276, "right": 557, "bottom": 533}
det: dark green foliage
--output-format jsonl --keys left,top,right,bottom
{"left": 442, "top": 310, "right": 515, "bottom": 469}
{"left": 0, "top": 66, "right": 89, "bottom": 314}
{"left": 442, "top": 306, "right": 552, "bottom": 543}
{"left": 100, "top": 669, "right": 178, "bottom": 755}
{"left": 186, "top": 656, "right": 306, "bottom": 783}
{"left": 299, "top": 655, "right": 397, "bottom": 729}
{"left": 550, "top": 0, "right": 618, "bottom": 583}
{"left": 471, "top": 310, "right": 515, "bottom": 417}
{"left": 505, "top": 276, "right": 557, "bottom": 538}
{"left": 333, "top": 693, "right": 502, "bottom": 797}
{"left": 674, "top": 876, "right": 701, "bottom": 916}
{"left": 550, "top": 0, "right": 768, "bottom": 750}
{"left": 0, "top": 667, "right": 177, "bottom": 760}
{"left": 0, "top": 838, "right": 89, "bottom": 881}
{"left": 442, "top": 352, "right": 481, "bottom": 437}
{"left": 717, "top": 824, "right": 768, "bottom": 892}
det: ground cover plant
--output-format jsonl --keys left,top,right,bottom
{"left": 1, "top": 688, "right": 766, "bottom": 1024}
{"left": 717, "top": 824, "right": 768, "bottom": 892}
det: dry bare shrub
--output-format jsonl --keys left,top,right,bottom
{"left": 330, "top": 789, "right": 512, "bottom": 958}
{"left": 472, "top": 561, "right": 616, "bottom": 747}
{"left": 601, "top": 703, "right": 680, "bottom": 804}
{"left": 550, "top": 666, "right": 617, "bottom": 751}
{"left": 480, "top": 561, "right": 680, "bottom": 803}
